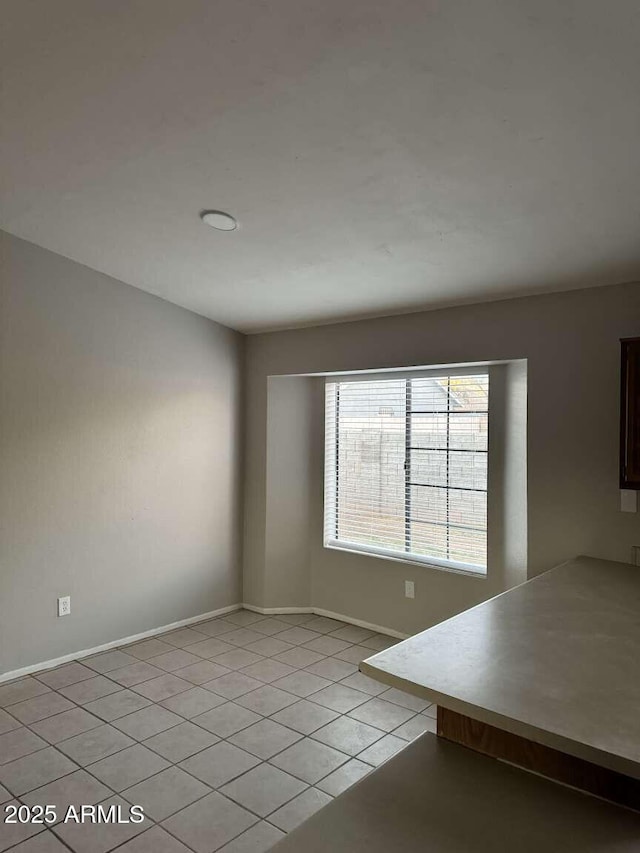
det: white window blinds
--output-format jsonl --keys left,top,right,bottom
{"left": 324, "top": 372, "right": 489, "bottom": 574}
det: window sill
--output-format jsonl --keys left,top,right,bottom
{"left": 324, "top": 541, "right": 487, "bottom": 579}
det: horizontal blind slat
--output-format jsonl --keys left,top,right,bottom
{"left": 325, "top": 374, "right": 488, "bottom": 571}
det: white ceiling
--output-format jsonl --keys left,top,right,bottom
{"left": 2, "top": 1, "right": 639, "bottom": 333}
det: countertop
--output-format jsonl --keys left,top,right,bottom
{"left": 361, "top": 555, "right": 640, "bottom": 778}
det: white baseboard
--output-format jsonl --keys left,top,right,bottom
{"left": 1, "top": 601, "right": 408, "bottom": 685}
{"left": 243, "top": 603, "right": 408, "bottom": 640}
{"left": 0, "top": 603, "right": 242, "bottom": 685}
{"left": 242, "top": 604, "right": 315, "bottom": 615}
{"left": 311, "top": 607, "right": 409, "bottom": 640}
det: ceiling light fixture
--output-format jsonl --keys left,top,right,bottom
{"left": 200, "top": 210, "right": 238, "bottom": 231}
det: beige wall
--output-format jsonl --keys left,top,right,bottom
{"left": 264, "top": 376, "right": 314, "bottom": 608}
{"left": 0, "top": 232, "right": 244, "bottom": 676}
{"left": 243, "top": 282, "right": 640, "bottom": 635}
{"left": 2, "top": 227, "right": 638, "bottom": 671}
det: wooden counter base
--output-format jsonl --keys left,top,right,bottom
{"left": 437, "top": 706, "right": 640, "bottom": 812}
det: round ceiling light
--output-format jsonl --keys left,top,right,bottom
{"left": 200, "top": 210, "right": 238, "bottom": 231}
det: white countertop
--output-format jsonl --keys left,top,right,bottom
{"left": 361, "top": 555, "right": 640, "bottom": 778}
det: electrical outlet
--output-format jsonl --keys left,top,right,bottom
{"left": 405, "top": 580, "right": 415, "bottom": 599}
{"left": 57, "top": 596, "right": 71, "bottom": 617}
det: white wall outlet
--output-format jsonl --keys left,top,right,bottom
{"left": 620, "top": 490, "right": 638, "bottom": 513}
{"left": 405, "top": 580, "right": 415, "bottom": 599}
{"left": 57, "top": 596, "right": 71, "bottom": 617}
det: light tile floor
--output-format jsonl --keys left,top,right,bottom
{"left": 0, "top": 610, "right": 436, "bottom": 853}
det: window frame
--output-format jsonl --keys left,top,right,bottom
{"left": 324, "top": 367, "right": 489, "bottom": 578}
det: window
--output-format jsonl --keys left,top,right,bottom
{"left": 324, "top": 371, "right": 489, "bottom": 574}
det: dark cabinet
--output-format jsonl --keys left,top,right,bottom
{"left": 620, "top": 337, "right": 640, "bottom": 489}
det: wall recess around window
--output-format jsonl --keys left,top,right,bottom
{"left": 620, "top": 337, "right": 640, "bottom": 489}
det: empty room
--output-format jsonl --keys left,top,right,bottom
{"left": 1, "top": 1, "right": 639, "bottom": 852}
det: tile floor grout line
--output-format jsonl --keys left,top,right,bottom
{"left": 3, "top": 700, "right": 175, "bottom": 802}
{"left": 8, "top": 800, "right": 80, "bottom": 853}
{"left": 4, "top": 626, "right": 388, "bottom": 711}
{"left": 154, "top": 785, "right": 289, "bottom": 853}
{"left": 47, "top": 797, "right": 156, "bottom": 853}
{"left": 0, "top": 722, "right": 89, "bottom": 800}
{"left": 9, "top": 766, "right": 125, "bottom": 853}
{"left": 1, "top": 824, "right": 71, "bottom": 853}
{"left": 108, "top": 815, "right": 201, "bottom": 853}
{"left": 4, "top": 691, "right": 339, "bottom": 833}
{"left": 1, "top": 612, "right": 412, "bottom": 852}
{"left": 2, "top": 696, "right": 407, "bottom": 815}
{"left": 2, "top": 675, "right": 405, "bottom": 784}
{"left": 213, "top": 776, "right": 311, "bottom": 826}
{"left": 105, "top": 722, "right": 336, "bottom": 816}
{"left": 3, "top": 653, "right": 401, "bottom": 754}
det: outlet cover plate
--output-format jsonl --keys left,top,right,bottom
{"left": 57, "top": 596, "right": 71, "bottom": 617}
